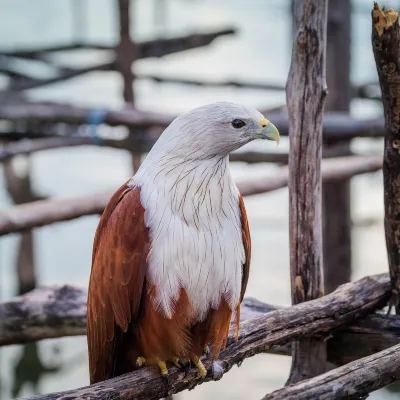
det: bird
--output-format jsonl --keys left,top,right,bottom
{"left": 86, "top": 101, "right": 280, "bottom": 384}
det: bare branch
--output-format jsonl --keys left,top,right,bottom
{"left": 262, "top": 343, "right": 400, "bottom": 400}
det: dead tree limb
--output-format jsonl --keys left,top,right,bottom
{"left": 0, "top": 156, "right": 382, "bottom": 236}
{"left": 15, "top": 274, "right": 391, "bottom": 399}
{"left": 372, "top": 3, "right": 400, "bottom": 314}
{"left": 286, "top": 0, "right": 328, "bottom": 383}
{"left": 262, "top": 343, "right": 400, "bottom": 400}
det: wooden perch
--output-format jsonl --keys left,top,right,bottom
{"left": 286, "top": 0, "right": 328, "bottom": 383}
{"left": 263, "top": 342, "right": 400, "bottom": 400}
{"left": 2, "top": 279, "right": 399, "bottom": 366}
{"left": 13, "top": 274, "right": 392, "bottom": 399}
{"left": 372, "top": 3, "right": 400, "bottom": 314}
{"left": 0, "top": 156, "right": 382, "bottom": 236}
{"left": 0, "top": 100, "right": 386, "bottom": 140}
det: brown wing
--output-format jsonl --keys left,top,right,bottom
{"left": 87, "top": 183, "right": 149, "bottom": 384}
{"left": 232, "top": 195, "right": 251, "bottom": 341}
{"left": 239, "top": 195, "right": 251, "bottom": 302}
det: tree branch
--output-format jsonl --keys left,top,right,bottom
{"left": 12, "top": 274, "right": 391, "bottom": 399}
{"left": 262, "top": 343, "right": 400, "bottom": 400}
{"left": 0, "top": 156, "right": 382, "bottom": 236}
{"left": 372, "top": 2, "right": 400, "bottom": 314}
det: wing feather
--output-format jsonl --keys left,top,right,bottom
{"left": 239, "top": 195, "right": 251, "bottom": 302}
{"left": 87, "top": 183, "right": 149, "bottom": 383}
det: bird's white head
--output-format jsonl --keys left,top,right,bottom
{"left": 149, "top": 101, "right": 280, "bottom": 161}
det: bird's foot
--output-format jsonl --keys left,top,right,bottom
{"left": 135, "top": 356, "right": 146, "bottom": 368}
{"left": 211, "top": 361, "right": 224, "bottom": 380}
{"left": 190, "top": 355, "right": 207, "bottom": 378}
{"left": 157, "top": 360, "right": 170, "bottom": 384}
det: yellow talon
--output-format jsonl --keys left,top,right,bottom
{"left": 191, "top": 355, "right": 207, "bottom": 378}
{"left": 136, "top": 356, "right": 146, "bottom": 368}
{"left": 157, "top": 360, "right": 168, "bottom": 377}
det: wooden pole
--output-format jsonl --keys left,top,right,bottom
{"left": 116, "top": 0, "right": 142, "bottom": 173}
{"left": 286, "top": 0, "right": 328, "bottom": 383}
{"left": 371, "top": 3, "right": 400, "bottom": 314}
{"left": 322, "top": 0, "right": 352, "bottom": 294}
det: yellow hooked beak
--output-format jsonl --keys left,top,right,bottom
{"left": 259, "top": 117, "right": 280, "bottom": 145}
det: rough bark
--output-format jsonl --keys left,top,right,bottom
{"left": 372, "top": 3, "right": 400, "bottom": 314}
{"left": 0, "top": 156, "right": 382, "bottom": 236}
{"left": 263, "top": 343, "right": 400, "bottom": 400}
{"left": 13, "top": 274, "right": 391, "bottom": 399}
{"left": 286, "top": 0, "right": 328, "bottom": 383}
{"left": 323, "top": 0, "right": 352, "bottom": 294}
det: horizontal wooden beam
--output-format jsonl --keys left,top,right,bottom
{"left": 0, "top": 156, "right": 382, "bottom": 236}
{"left": 8, "top": 274, "right": 391, "bottom": 399}
{"left": 0, "top": 100, "right": 386, "bottom": 140}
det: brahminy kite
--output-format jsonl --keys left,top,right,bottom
{"left": 87, "top": 101, "right": 280, "bottom": 383}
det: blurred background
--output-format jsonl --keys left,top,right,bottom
{"left": 0, "top": 0, "right": 399, "bottom": 399}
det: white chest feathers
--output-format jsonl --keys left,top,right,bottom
{"left": 130, "top": 156, "right": 245, "bottom": 320}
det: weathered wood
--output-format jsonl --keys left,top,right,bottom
{"left": 116, "top": 0, "right": 135, "bottom": 105}
{"left": 115, "top": 0, "right": 142, "bottom": 174}
{"left": 263, "top": 343, "right": 400, "bottom": 400}
{"left": 372, "top": 3, "right": 400, "bottom": 314}
{"left": 1, "top": 281, "right": 399, "bottom": 369}
{"left": 14, "top": 274, "right": 391, "bottom": 399}
{"left": 286, "top": 0, "right": 328, "bottom": 383}
{"left": 323, "top": 0, "right": 352, "bottom": 295}
{"left": 0, "top": 286, "right": 87, "bottom": 346}
{"left": 0, "top": 100, "right": 387, "bottom": 139}
{"left": 0, "top": 156, "right": 382, "bottom": 236}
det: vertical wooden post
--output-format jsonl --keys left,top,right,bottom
{"left": 116, "top": 0, "right": 141, "bottom": 173}
{"left": 117, "top": 0, "right": 135, "bottom": 105}
{"left": 286, "top": 0, "right": 328, "bottom": 383}
{"left": 323, "top": 0, "right": 352, "bottom": 294}
{"left": 371, "top": 3, "right": 400, "bottom": 314}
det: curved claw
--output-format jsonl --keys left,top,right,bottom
{"left": 191, "top": 355, "right": 207, "bottom": 378}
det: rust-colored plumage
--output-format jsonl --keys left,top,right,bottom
{"left": 87, "top": 184, "right": 251, "bottom": 384}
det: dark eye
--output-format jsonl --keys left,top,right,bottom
{"left": 231, "top": 119, "right": 246, "bottom": 129}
